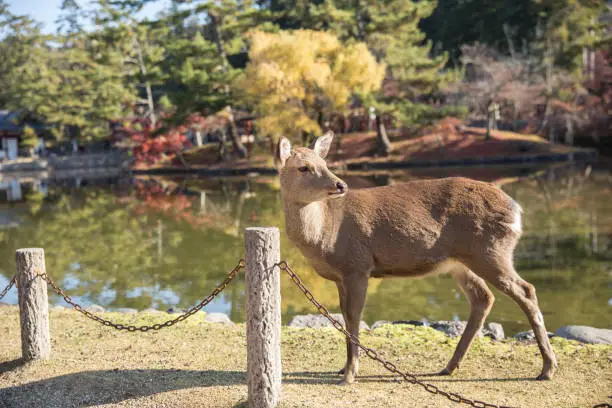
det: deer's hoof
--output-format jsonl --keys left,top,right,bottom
{"left": 337, "top": 378, "right": 355, "bottom": 386}
{"left": 438, "top": 367, "right": 454, "bottom": 376}
{"left": 536, "top": 372, "right": 553, "bottom": 381}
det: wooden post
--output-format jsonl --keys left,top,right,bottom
{"left": 16, "top": 248, "right": 50, "bottom": 361}
{"left": 245, "top": 227, "right": 281, "bottom": 408}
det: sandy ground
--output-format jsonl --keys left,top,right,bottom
{"left": 0, "top": 307, "right": 610, "bottom": 408}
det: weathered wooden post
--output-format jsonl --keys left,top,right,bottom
{"left": 245, "top": 227, "right": 281, "bottom": 408}
{"left": 16, "top": 248, "right": 50, "bottom": 360}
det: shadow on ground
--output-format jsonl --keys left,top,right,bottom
{"left": 282, "top": 371, "right": 534, "bottom": 385}
{"left": 0, "top": 367, "right": 245, "bottom": 408}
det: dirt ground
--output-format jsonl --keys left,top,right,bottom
{"left": 0, "top": 307, "right": 610, "bottom": 408}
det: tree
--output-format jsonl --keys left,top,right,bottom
{"left": 159, "top": 30, "right": 234, "bottom": 126}
{"left": 56, "top": 0, "right": 85, "bottom": 36}
{"left": 93, "top": 0, "right": 167, "bottom": 127}
{"left": 0, "top": 1, "right": 132, "bottom": 143}
{"left": 533, "top": 0, "right": 607, "bottom": 71}
{"left": 419, "top": 0, "right": 539, "bottom": 64}
{"left": 238, "top": 30, "right": 385, "bottom": 142}
{"left": 162, "top": 0, "right": 274, "bottom": 158}
{"left": 11, "top": 33, "right": 133, "bottom": 141}
{"left": 20, "top": 125, "right": 39, "bottom": 156}
{"left": 257, "top": 0, "right": 451, "bottom": 154}
{"left": 0, "top": 2, "right": 43, "bottom": 108}
{"left": 530, "top": 0, "right": 608, "bottom": 135}
{"left": 341, "top": 1, "right": 450, "bottom": 154}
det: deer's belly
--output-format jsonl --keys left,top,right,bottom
{"left": 371, "top": 258, "right": 462, "bottom": 278}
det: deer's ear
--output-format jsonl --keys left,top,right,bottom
{"left": 313, "top": 131, "right": 334, "bottom": 159}
{"left": 277, "top": 137, "right": 292, "bottom": 167}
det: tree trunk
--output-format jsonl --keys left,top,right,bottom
{"left": 194, "top": 130, "right": 203, "bottom": 147}
{"left": 564, "top": 114, "right": 574, "bottom": 145}
{"left": 210, "top": 14, "right": 247, "bottom": 159}
{"left": 317, "top": 109, "right": 324, "bottom": 130}
{"left": 375, "top": 114, "right": 392, "bottom": 156}
{"left": 218, "top": 128, "right": 228, "bottom": 162}
{"left": 538, "top": 40, "right": 554, "bottom": 135}
{"left": 355, "top": 0, "right": 365, "bottom": 42}
{"left": 226, "top": 107, "right": 248, "bottom": 159}
{"left": 133, "top": 35, "right": 156, "bottom": 127}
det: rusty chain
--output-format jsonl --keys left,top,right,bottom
{"left": 277, "top": 260, "right": 513, "bottom": 408}
{"left": 36, "top": 259, "right": 244, "bottom": 332}
{"left": 0, "top": 276, "right": 16, "bottom": 300}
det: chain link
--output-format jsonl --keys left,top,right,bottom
{"left": 0, "top": 276, "right": 16, "bottom": 300}
{"left": 277, "top": 261, "right": 513, "bottom": 408}
{"left": 37, "top": 259, "right": 244, "bottom": 332}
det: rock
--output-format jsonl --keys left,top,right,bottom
{"left": 555, "top": 326, "right": 612, "bottom": 345}
{"left": 430, "top": 320, "right": 506, "bottom": 339}
{"left": 288, "top": 314, "right": 369, "bottom": 331}
{"left": 114, "top": 308, "right": 137, "bottom": 314}
{"left": 203, "top": 312, "right": 234, "bottom": 325}
{"left": 430, "top": 321, "right": 470, "bottom": 338}
{"left": 513, "top": 330, "right": 554, "bottom": 341}
{"left": 483, "top": 322, "right": 505, "bottom": 340}
{"left": 392, "top": 320, "right": 425, "bottom": 327}
{"left": 51, "top": 305, "right": 68, "bottom": 311}
{"left": 85, "top": 304, "right": 105, "bottom": 313}
{"left": 371, "top": 320, "right": 391, "bottom": 330}
{"left": 166, "top": 306, "right": 184, "bottom": 313}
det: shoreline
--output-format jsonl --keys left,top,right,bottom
{"left": 0, "top": 146, "right": 598, "bottom": 178}
{"left": 2, "top": 303, "right": 609, "bottom": 345}
{"left": 130, "top": 148, "right": 598, "bottom": 177}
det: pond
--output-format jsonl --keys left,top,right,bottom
{"left": 0, "top": 163, "right": 610, "bottom": 336}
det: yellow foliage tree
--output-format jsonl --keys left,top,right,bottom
{"left": 237, "top": 30, "right": 385, "bottom": 142}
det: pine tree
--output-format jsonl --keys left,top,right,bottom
{"left": 158, "top": 0, "right": 272, "bottom": 158}
{"left": 56, "top": 0, "right": 84, "bottom": 36}
{"left": 93, "top": 0, "right": 167, "bottom": 127}
{"left": 359, "top": 1, "right": 450, "bottom": 154}
{"left": 533, "top": 0, "right": 607, "bottom": 71}
{"left": 419, "top": 0, "right": 539, "bottom": 64}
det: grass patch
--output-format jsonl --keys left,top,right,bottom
{"left": 0, "top": 307, "right": 610, "bottom": 407}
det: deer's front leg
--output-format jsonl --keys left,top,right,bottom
{"left": 339, "top": 275, "right": 368, "bottom": 385}
{"left": 335, "top": 282, "right": 349, "bottom": 376}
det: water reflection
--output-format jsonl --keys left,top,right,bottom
{"left": 0, "top": 163, "right": 610, "bottom": 335}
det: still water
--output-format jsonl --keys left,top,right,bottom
{"left": 0, "top": 163, "right": 610, "bottom": 335}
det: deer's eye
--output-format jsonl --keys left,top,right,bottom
{"left": 298, "top": 166, "right": 310, "bottom": 173}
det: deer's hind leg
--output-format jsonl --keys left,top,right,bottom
{"left": 441, "top": 266, "right": 495, "bottom": 375}
{"left": 483, "top": 259, "right": 557, "bottom": 380}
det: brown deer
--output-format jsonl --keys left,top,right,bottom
{"left": 277, "top": 132, "right": 557, "bottom": 385}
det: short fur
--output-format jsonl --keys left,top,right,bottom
{"left": 278, "top": 132, "right": 557, "bottom": 384}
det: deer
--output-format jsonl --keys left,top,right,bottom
{"left": 277, "top": 131, "right": 557, "bottom": 385}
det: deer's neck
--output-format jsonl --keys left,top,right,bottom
{"left": 283, "top": 199, "right": 343, "bottom": 252}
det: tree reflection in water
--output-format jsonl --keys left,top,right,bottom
{"left": 0, "top": 163, "right": 609, "bottom": 335}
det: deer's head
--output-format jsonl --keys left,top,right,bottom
{"left": 277, "top": 132, "right": 348, "bottom": 204}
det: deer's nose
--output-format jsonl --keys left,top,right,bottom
{"left": 336, "top": 181, "right": 347, "bottom": 193}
